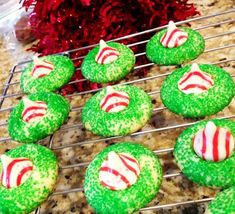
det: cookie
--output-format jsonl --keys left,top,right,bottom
{"left": 20, "top": 55, "right": 75, "bottom": 94}
{"left": 174, "top": 119, "right": 235, "bottom": 188}
{"left": 84, "top": 142, "right": 162, "bottom": 214}
{"left": 205, "top": 187, "right": 235, "bottom": 214}
{"left": 81, "top": 40, "right": 135, "bottom": 83}
{"left": 8, "top": 92, "right": 70, "bottom": 143}
{"left": 146, "top": 21, "right": 205, "bottom": 65}
{"left": 0, "top": 143, "right": 58, "bottom": 213}
{"left": 81, "top": 85, "right": 153, "bottom": 137}
{"left": 161, "top": 63, "right": 235, "bottom": 118}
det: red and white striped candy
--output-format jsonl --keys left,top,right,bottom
{"left": 22, "top": 98, "right": 47, "bottom": 123}
{"left": 99, "top": 151, "right": 140, "bottom": 190}
{"left": 100, "top": 86, "right": 129, "bottom": 113}
{"left": 1, "top": 155, "right": 33, "bottom": 188}
{"left": 193, "top": 121, "right": 234, "bottom": 162}
{"left": 160, "top": 21, "right": 188, "bottom": 48}
{"left": 95, "top": 40, "right": 120, "bottom": 64}
{"left": 31, "top": 56, "right": 54, "bottom": 78}
{"left": 178, "top": 63, "right": 214, "bottom": 94}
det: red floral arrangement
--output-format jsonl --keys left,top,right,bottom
{"left": 23, "top": 0, "right": 199, "bottom": 95}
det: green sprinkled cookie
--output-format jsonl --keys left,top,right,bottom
{"left": 146, "top": 21, "right": 205, "bottom": 65}
{"left": 205, "top": 187, "right": 235, "bottom": 214}
{"left": 0, "top": 143, "right": 58, "bottom": 213}
{"left": 174, "top": 119, "right": 235, "bottom": 188}
{"left": 20, "top": 55, "right": 75, "bottom": 94}
{"left": 8, "top": 92, "right": 70, "bottom": 143}
{"left": 84, "top": 142, "right": 162, "bottom": 214}
{"left": 81, "top": 40, "right": 136, "bottom": 83}
{"left": 81, "top": 85, "right": 153, "bottom": 137}
{"left": 161, "top": 63, "right": 235, "bottom": 118}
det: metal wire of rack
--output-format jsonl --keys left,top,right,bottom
{"left": 0, "top": 8, "right": 235, "bottom": 213}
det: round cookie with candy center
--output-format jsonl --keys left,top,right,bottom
{"left": 205, "top": 187, "right": 235, "bottom": 214}
{"left": 81, "top": 85, "right": 153, "bottom": 137}
{"left": 20, "top": 55, "right": 75, "bottom": 94}
{"left": 8, "top": 92, "right": 70, "bottom": 143}
{"left": 146, "top": 21, "right": 205, "bottom": 65}
{"left": 174, "top": 119, "right": 235, "bottom": 188}
{"left": 81, "top": 40, "right": 136, "bottom": 83}
{"left": 161, "top": 63, "right": 235, "bottom": 118}
{"left": 84, "top": 142, "right": 162, "bottom": 214}
{"left": 0, "top": 143, "right": 58, "bottom": 213}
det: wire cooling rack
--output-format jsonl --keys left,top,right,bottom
{"left": 0, "top": 8, "right": 235, "bottom": 214}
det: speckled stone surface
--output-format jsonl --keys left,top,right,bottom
{"left": 0, "top": 143, "right": 58, "bottom": 214}
{"left": 174, "top": 119, "right": 235, "bottom": 188}
{"left": 20, "top": 55, "right": 75, "bottom": 94}
{"left": 205, "top": 186, "right": 235, "bottom": 214}
{"left": 146, "top": 28, "right": 205, "bottom": 65}
{"left": 84, "top": 142, "right": 162, "bottom": 214}
{"left": 81, "top": 42, "right": 135, "bottom": 83}
{"left": 81, "top": 85, "right": 153, "bottom": 137}
{"left": 8, "top": 92, "right": 70, "bottom": 143}
{"left": 161, "top": 64, "right": 235, "bottom": 118}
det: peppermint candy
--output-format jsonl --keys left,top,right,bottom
{"left": 22, "top": 98, "right": 47, "bottom": 123}
{"left": 31, "top": 56, "right": 54, "bottom": 78}
{"left": 99, "top": 151, "right": 140, "bottom": 190}
{"left": 95, "top": 40, "right": 120, "bottom": 64}
{"left": 193, "top": 121, "right": 234, "bottom": 162}
{"left": 1, "top": 155, "right": 33, "bottom": 188}
{"left": 178, "top": 63, "right": 214, "bottom": 94}
{"left": 160, "top": 21, "right": 188, "bottom": 48}
{"left": 100, "top": 86, "right": 129, "bottom": 113}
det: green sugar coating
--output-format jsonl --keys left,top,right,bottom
{"left": 0, "top": 143, "right": 58, "bottom": 214}
{"left": 81, "top": 85, "right": 153, "bottom": 137}
{"left": 8, "top": 92, "right": 70, "bottom": 143}
{"left": 84, "top": 142, "right": 163, "bottom": 214}
{"left": 160, "top": 64, "right": 235, "bottom": 118}
{"left": 206, "top": 187, "right": 235, "bottom": 214}
{"left": 146, "top": 27, "right": 205, "bottom": 65}
{"left": 81, "top": 42, "right": 136, "bottom": 83}
{"left": 174, "top": 119, "right": 235, "bottom": 188}
{"left": 20, "top": 55, "right": 75, "bottom": 94}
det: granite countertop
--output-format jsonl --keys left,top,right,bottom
{"left": 0, "top": 0, "right": 234, "bottom": 213}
